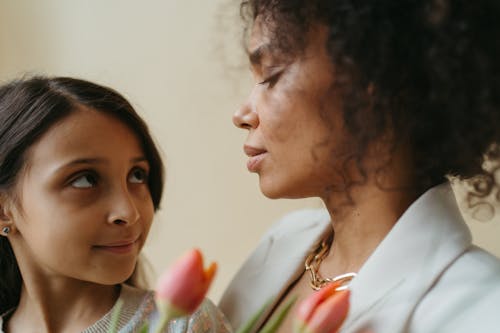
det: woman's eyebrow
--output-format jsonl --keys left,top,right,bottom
{"left": 248, "top": 43, "right": 271, "bottom": 66}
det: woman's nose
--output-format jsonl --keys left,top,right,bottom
{"left": 233, "top": 96, "right": 259, "bottom": 130}
{"left": 108, "top": 188, "right": 140, "bottom": 226}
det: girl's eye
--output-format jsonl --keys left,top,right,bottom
{"left": 258, "top": 71, "right": 282, "bottom": 89}
{"left": 129, "top": 168, "right": 148, "bottom": 184}
{"left": 71, "top": 173, "right": 98, "bottom": 189}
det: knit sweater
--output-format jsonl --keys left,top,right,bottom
{"left": 0, "top": 284, "right": 231, "bottom": 333}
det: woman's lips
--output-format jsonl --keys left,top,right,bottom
{"left": 244, "top": 145, "right": 268, "bottom": 172}
{"left": 247, "top": 152, "right": 267, "bottom": 172}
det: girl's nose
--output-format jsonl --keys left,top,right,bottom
{"left": 108, "top": 189, "right": 140, "bottom": 226}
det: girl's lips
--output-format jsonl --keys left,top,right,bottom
{"left": 94, "top": 239, "right": 138, "bottom": 254}
{"left": 247, "top": 152, "right": 267, "bottom": 172}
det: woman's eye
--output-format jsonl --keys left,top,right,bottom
{"left": 129, "top": 168, "right": 148, "bottom": 184}
{"left": 71, "top": 174, "right": 98, "bottom": 189}
{"left": 259, "top": 71, "right": 282, "bottom": 88}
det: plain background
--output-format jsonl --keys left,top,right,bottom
{"left": 1, "top": 0, "right": 499, "bottom": 301}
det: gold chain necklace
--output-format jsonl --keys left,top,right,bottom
{"left": 305, "top": 237, "right": 357, "bottom": 291}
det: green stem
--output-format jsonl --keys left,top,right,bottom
{"left": 153, "top": 302, "right": 185, "bottom": 333}
{"left": 236, "top": 299, "right": 273, "bottom": 333}
{"left": 259, "top": 296, "right": 298, "bottom": 333}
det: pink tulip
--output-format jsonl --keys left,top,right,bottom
{"left": 294, "top": 282, "right": 350, "bottom": 333}
{"left": 154, "top": 248, "right": 217, "bottom": 332}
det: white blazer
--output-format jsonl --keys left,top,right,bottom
{"left": 219, "top": 184, "right": 500, "bottom": 332}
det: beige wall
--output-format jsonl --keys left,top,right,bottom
{"left": 1, "top": 0, "right": 498, "bottom": 301}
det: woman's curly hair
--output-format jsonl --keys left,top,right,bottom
{"left": 240, "top": 0, "right": 500, "bottom": 201}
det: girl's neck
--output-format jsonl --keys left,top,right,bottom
{"left": 7, "top": 279, "right": 119, "bottom": 333}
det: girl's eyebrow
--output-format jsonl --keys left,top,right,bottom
{"left": 130, "top": 157, "right": 148, "bottom": 164}
{"left": 60, "top": 158, "right": 106, "bottom": 168}
{"left": 55, "top": 156, "right": 148, "bottom": 172}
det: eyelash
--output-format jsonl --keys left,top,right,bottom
{"left": 259, "top": 71, "right": 282, "bottom": 88}
{"left": 69, "top": 171, "right": 99, "bottom": 189}
{"left": 129, "top": 167, "right": 149, "bottom": 184}
{"left": 68, "top": 167, "right": 149, "bottom": 189}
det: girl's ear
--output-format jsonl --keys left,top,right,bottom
{"left": 0, "top": 195, "right": 16, "bottom": 236}
{"left": 0, "top": 212, "right": 14, "bottom": 237}
{"left": 0, "top": 209, "right": 9, "bottom": 221}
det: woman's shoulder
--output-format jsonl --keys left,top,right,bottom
{"left": 219, "top": 208, "right": 331, "bottom": 329}
{"left": 411, "top": 246, "right": 500, "bottom": 332}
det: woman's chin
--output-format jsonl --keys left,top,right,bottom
{"left": 259, "top": 180, "right": 284, "bottom": 199}
{"left": 259, "top": 178, "right": 308, "bottom": 199}
{"left": 259, "top": 176, "right": 319, "bottom": 199}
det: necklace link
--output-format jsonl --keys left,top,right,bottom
{"left": 305, "top": 238, "right": 357, "bottom": 291}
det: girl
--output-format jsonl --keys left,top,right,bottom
{"left": 0, "top": 76, "right": 230, "bottom": 332}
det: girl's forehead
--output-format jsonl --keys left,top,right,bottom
{"left": 24, "top": 109, "right": 144, "bottom": 170}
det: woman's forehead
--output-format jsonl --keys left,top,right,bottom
{"left": 247, "top": 19, "right": 308, "bottom": 63}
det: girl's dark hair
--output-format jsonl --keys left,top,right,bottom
{"left": 240, "top": 0, "right": 500, "bottom": 197}
{"left": 0, "top": 76, "right": 164, "bottom": 313}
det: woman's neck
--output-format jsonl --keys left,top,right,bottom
{"left": 7, "top": 277, "right": 118, "bottom": 333}
{"left": 320, "top": 178, "right": 419, "bottom": 277}
{"left": 318, "top": 138, "right": 421, "bottom": 275}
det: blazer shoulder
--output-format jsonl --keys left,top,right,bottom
{"left": 410, "top": 246, "right": 500, "bottom": 332}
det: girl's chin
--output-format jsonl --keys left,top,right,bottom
{"left": 97, "top": 264, "right": 138, "bottom": 285}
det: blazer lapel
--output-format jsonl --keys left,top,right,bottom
{"left": 218, "top": 209, "right": 331, "bottom": 332}
{"left": 342, "top": 184, "right": 472, "bottom": 332}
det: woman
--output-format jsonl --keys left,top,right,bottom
{"left": 220, "top": 1, "right": 500, "bottom": 332}
{"left": 0, "top": 76, "right": 230, "bottom": 332}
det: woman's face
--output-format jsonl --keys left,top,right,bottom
{"left": 233, "top": 21, "right": 348, "bottom": 199}
{"left": 7, "top": 108, "right": 154, "bottom": 285}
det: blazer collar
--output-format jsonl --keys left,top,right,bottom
{"left": 343, "top": 183, "right": 472, "bottom": 330}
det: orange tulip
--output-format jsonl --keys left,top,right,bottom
{"left": 154, "top": 248, "right": 217, "bottom": 332}
{"left": 294, "top": 282, "right": 350, "bottom": 333}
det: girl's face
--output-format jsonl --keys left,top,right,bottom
{"left": 7, "top": 108, "right": 154, "bottom": 285}
{"left": 233, "top": 21, "right": 349, "bottom": 199}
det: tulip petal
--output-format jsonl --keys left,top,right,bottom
{"left": 296, "top": 282, "right": 341, "bottom": 323}
{"left": 155, "top": 248, "right": 217, "bottom": 314}
{"left": 307, "top": 290, "right": 350, "bottom": 333}
{"left": 205, "top": 261, "right": 218, "bottom": 284}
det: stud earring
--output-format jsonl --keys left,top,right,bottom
{"left": 2, "top": 226, "right": 10, "bottom": 235}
